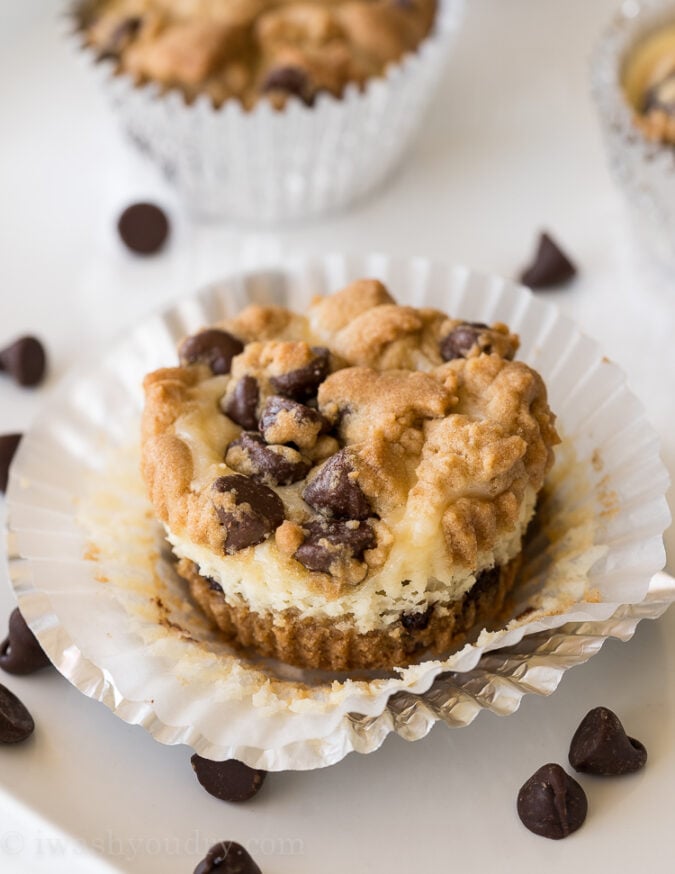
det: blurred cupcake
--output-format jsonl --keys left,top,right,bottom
{"left": 72, "top": 0, "right": 464, "bottom": 222}
{"left": 593, "top": 0, "right": 675, "bottom": 262}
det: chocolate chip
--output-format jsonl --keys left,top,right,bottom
{"left": 180, "top": 330, "right": 244, "bottom": 376}
{"left": 401, "top": 605, "right": 433, "bottom": 631}
{"left": 212, "top": 475, "right": 284, "bottom": 554}
{"left": 261, "top": 65, "right": 314, "bottom": 106}
{"left": 226, "top": 432, "right": 311, "bottom": 486}
{"left": 520, "top": 232, "right": 577, "bottom": 289}
{"left": 117, "top": 202, "right": 169, "bottom": 255}
{"left": 643, "top": 72, "right": 675, "bottom": 115}
{"left": 569, "top": 707, "right": 647, "bottom": 776}
{"left": 207, "top": 578, "right": 224, "bottom": 594}
{"left": 194, "top": 842, "right": 261, "bottom": 874}
{"left": 0, "top": 434, "right": 22, "bottom": 493}
{"left": 223, "top": 376, "right": 259, "bottom": 428}
{"left": 98, "top": 16, "right": 142, "bottom": 60}
{"left": 0, "top": 609, "right": 50, "bottom": 676}
{"left": 440, "top": 322, "right": 488, "bottom": 362}
{"left": 0, "top": 683, "right": 35, "bottom": 744}
{"left": 269, "top": 347, "right": 330, "bottom": 401}
{"left": 302, "top": 449, "right": 371, "bottom": 520}
{"left": 0, "top": 336, "right": 47, "bottom": 387}
{"left": 517, "top": 763, "right": 587, "bottom": 840}
{"left": 258, "top": 395, "right": 326, "bottom": 444}
{"left": 294, "top": 518, "right": 375, "bottom": 574}
{"left": 191, "top": 755, "right": 267, "bottom": 803}
{"left": 466, "top": 566, "right": 500, "bottom": 604}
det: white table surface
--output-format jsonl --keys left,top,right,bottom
{"left": 1, "top": 1, "right": 674, "bottom": 872}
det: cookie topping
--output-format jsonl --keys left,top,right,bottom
{"left": 194, "top": 842, "right": 261, "bottom": 874}
{"left": 212, "top": 475, "right": 284, "bottom": 553}
{"left": 222, "top": 375, "right": 260, "bottom": 429}
{"left": 225, "top": 432, "right": 311, "bottom": 486}
{"left": 0, "top": 336, "right": 47, "bottom": 387}
{"left": 440, "top": 322, "right": 489, "bottom": 361}
{"left": 180, "top": 329, "right": 244, "bottom": 375}
{"left": 190, "top": 755, "right": 266, "bottom": 803}
{"left": 0, "top": 684, "right": 35, "bottom": 744}
{"left": 269, "top": 346, "right": 330, "bottom": 400}
{"left": 302, "top": 448, "right": 372, "bottom": 520}
{"left": 258, "top": 395, "right": 326, "bottom": 449}
{"left": 294, "top": 518, "right": 375, "bottom": 575}
{"left": 0, "top": 609, "right": 51, "bottom": 676}
{"left": 261, "top": 65, "right": 314, "bottom": 105}
{"left": 401, "top": 605, "right": 433, "bottom": 630}
{"left": 569, "top": 707, "right": 647, "bottom": 776}
{"left": 517, "top": 763, "right": 587, "bottom": 840}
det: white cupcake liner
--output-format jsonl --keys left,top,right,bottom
{"left": 68, "top": 1, "right": 464, "bottom": 223}
{"left": 592, "top": 0, "right": 675, "bottom": 263}
{"left": 5, "top": 254, "right": 672, "bottom": 771}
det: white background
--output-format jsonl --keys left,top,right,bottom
{"left": 0, "top": 1, "right": 674, "bottom": 872}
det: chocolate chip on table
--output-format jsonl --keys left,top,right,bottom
{"left": 261, "top": 65, "right": 314, "bottom": 106}
{"left": 0, "top": 336, "right": 47, "bottom": 387}
{"left": 520, "top": 231, "right": 577, "bottom": 289}
{"left": 569, "top": 707, "right": 647, "bottom": 776}
{"left": 223, "top": 376, "right": 259, "bottom": 429}
{"left": 194, "top": 842, "right": 261, "bottom": 874}
{"left": 117, "top": 202, "right": 169, "bottom": 255}
{"left": 226, "top": 432, "right": 311, "bottom": 487}
{"left": 439, "top": 322, "right": 488, "bottom": 362}
{"left": 302, "top": 449, "right": 371, "bottom": 520}
{"left": 180, "top": 330, "right": 244, "bottom": 376}
{"left": 517, "top": 763, "right": 587, "bottom": 840}
{"left": 0, "top": 434, "right": 22, "bottom": 493}
{"left": 212, "top": 475, "right": 284, "bottom": 554}
{"left": 191, "top": 755, "right": 267, "bottom": 803}
{"left": 294, "top": 518, "right": 375, "bottom": 574}
{"left": 0, "top": 609, "right": 50, "bottom": 676}
{"left": 401, "top": 605, "right": 433, "bottom": 631}
{"left": 269, "top": 347, "right": 330, "bottom": 402}
{"left": 0, "top": 683, "right": 35, "bottom": 744}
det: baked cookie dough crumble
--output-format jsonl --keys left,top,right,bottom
{"left": 141, "top": 280, "right": 559, "bottom": 670}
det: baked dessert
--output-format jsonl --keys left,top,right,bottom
{"left": 623, "top": 21, "right": 675, "bottom": 143}
{"left": 141, "top": 280, "right": 559, "bottom": 671}
{"left": 79, "top": 0, "right": 438, "bottom": 109}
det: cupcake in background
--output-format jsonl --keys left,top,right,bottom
{"left": 73, "top": 0, "right": 464, "bottom": 222}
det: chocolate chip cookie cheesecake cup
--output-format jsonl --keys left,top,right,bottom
{"left": 592, "top": 0, "right": 675, "bottom": 262}
{"left": 141, "top": 279, "right": 559, "bottom": 671}
{"left": 70, "top": 0, "right": 464, "bottom": 222}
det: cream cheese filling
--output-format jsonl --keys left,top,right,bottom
{"left": 167, "top": 484, "right": 536, "bottom": 634}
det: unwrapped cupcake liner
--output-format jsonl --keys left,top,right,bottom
{"left": 69, "top": 0, "right": 464, "bottom": 223}
{"left": 592, "top": 0, "right": 675, "bottom": 263}
{"left": 5, "top": 254, "right": 672, "bottom": 771}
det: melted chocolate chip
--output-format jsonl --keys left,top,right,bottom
{"left": 520, "top": 232, "right": 577, "bottom": 289}
{"left": 0, "top": 609, "right": 50, "bottom": 675}
{"left": 117, "top": 202, "right": 169, "bottom": 255}
{"left": 261, "top": 65, "right": 314, "bottom": 106}
{"left": 302, "top": 449, "right": 371, "bottom": 520}
{"left": 212, "top": 475, "right": 284, "bottom": 554}
{"left": 466, "top": 566, "right": 500, "bottom": 604}
{"left": 207, "top": 578, "right": 224, "bottom": 594}
{"left": 98, "top": 16, "right": 142, "bottom": 60}
{"left": 294, "top": 518, "right": 375, "bottom": 574}
{"left": 0, "top": 684, "right": 35, "bottom": 744}
{"left": 258, "top": 395, "right": 325, "bottom": 443}
{"left": 194, "top": 842, "right": 261, "bottom": 874}
{"left": 269, "top": 347, "right": 330, "bottom": 401}
{"left": 0, "top": 336, "right": 47, "bottom": 387}
{"left": 0, "top": 434, "right": 21, "bottom": 493}
{"left": 226, "top": 432, "right": 311, "bottom": 486}
{"left": 180, "top": 330, "right": 244, "bottom": 376}
{"left": 191, "top": 755, "right": 267, "bottom": 803}
{"left": 401, "top": 605, "right": 433, "bottom": 631}
{"left": 569, "top": 707, "right": 647, "bottom": 776}
{"left": 517, "top": 763, "right": 587, "bottom": 840}
{"left": 440, "top": 322, "right": 488, "bottom": 362}
{"left": 223, "top": 376, "right": 259, "bottom": 429}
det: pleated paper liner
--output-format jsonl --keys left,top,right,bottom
{"left": 6, "top": 255, "right": 671, "bottom": 770}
